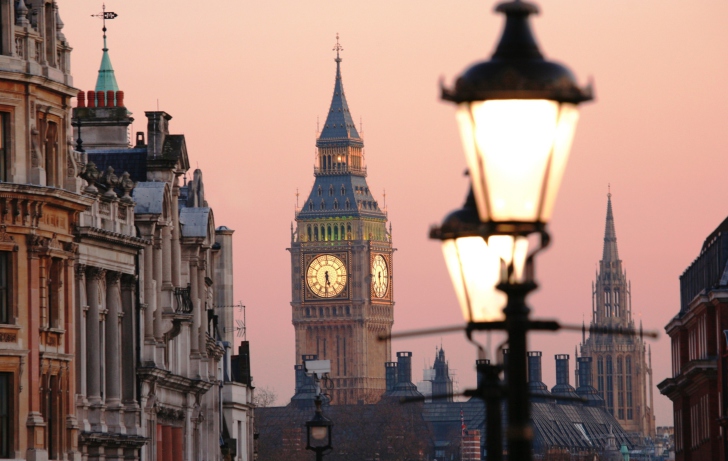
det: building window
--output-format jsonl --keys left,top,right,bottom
{"left": 626, "top": 356, "right": 633, "bottom": 420}
{"left": 329, "top": 186, "right": 334, "bottom": 196}
{"left": 341, "top": 186, "right": 345, "bottom": 196}
{"left": 47, "top": 258, "right": 63, "bottom": 328}
{"left": 606, "top": 355, "right": 614, "bottom": 416}
{"left": 0, "top": 372, "right": 12, "bottom": 458}
{"left": 0, "top": 112, "right": 8, "bottom": 182}
{"left": 317, "top": 186, "right": 322, "bottom": 197}
{"left": 0, "top": 252, "right": 9, "bottom": 324}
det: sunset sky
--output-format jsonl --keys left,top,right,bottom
{"left": 61, "top": 1, "right": 728, "bottom": 426}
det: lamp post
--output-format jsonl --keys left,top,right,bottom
{"left": 433, "top": 1, "right": 592, "bottom": 460}
{"left": 306, "top": 395, "right": 333, "bottom": 461}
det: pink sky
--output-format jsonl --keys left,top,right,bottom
{"left": 61, "top": 1, "right": 728, "bottom": 426}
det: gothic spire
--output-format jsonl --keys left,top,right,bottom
{"left": 602, "top": 189, "right": 619, "bottom": 262}
{"left": 317, "top": 34, "right": 361, "bottom": 143}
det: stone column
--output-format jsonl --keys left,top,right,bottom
{"left": 74, "top": 264, "right": 87, "bottom": 399}
{"left": 144, "top": 243, "right": 155, "bottom": 342}
{"left": 105, "top": 271, "right": 125, "bottom": 433}
{"left": 198, "top": 259, "right": 208, "bottom": 359}
{"left": 162, "top": 226, "right": 172, "bottom": 290}
{"left": 189, "top": 259, "right": 199, "bottom": 356}
{"left": 85, "top": 266, "right": 107, "bottom": 432}
{"left": 171, "top": 182, "right": 181, "bottom": 288}
{"left": 153, "top": 233, "right": 164, "bottom": 342}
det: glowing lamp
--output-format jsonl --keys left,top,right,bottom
{"left": 442, "top": 0, "right": 592, "bottom": 231}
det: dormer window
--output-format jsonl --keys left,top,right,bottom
{"left": 318, "top": 186, "right": 322, "bottom": 196}
{"left": 345, "top": 199, "right": 350, "bottom": 210}
{"left": 329, "top": 185, "right": 334, "bottom": 196}
{"left": 320, "top": 200, "right": 326, "bottom": 210}
{"left": 308, "top": 201, "right": 314, "bottom": 211}
{"left": 341, "top": 186, "right": 346, "bottom": 196}
{"left": 333, "top": 199, "right": 339, "bottom": 210}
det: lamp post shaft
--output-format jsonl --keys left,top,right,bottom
{"left": 479, "top": 361, "right": 503, "bottom": 461}
{"left": 502, "top": 282, "right": 535, "bottom": 461}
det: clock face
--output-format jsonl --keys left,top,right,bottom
{"left": 307, "top": 254, "right": 348, "bottom": 298}
{"left": 371, "top": 254, "right": 389, "bottom": 298}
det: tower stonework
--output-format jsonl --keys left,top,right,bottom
{"left": 579, "top": 193, "right": 656, "bottom": 438}
{"left": 289, "top": 45, "right": 393, "bottom": 404}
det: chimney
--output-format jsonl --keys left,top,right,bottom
{"left": 106, "top": 90, "right": 114, "bottom": 107}
{"left": 476, "top": 359, "right": 490, "bottom": 390}
{"left": 231, "top": 341, "right": 252, "bottom": 386}
{"left": 145, "top": 111, "right": 172, "bottom": 157}
{"left": 87, "top": 90, "right": 96, "bottom": 108}
{"left": 527, "top": 351, "right": 552, "bottom": 400}
{"left": 551, "top": 354, "right": 579, "bottom": 401}
{"left": 97, "top": 91, "right": 105, "bottom": 107}
{"left": 575, "top": 356, "right": 604, "bottom": 407}
{"left": 116, "top": 90, "right": 124, "bottom": 108}
{"left": 77, "top": 91, "right": 86, "bottom": 108}
{"left": 397, "top": 351, "right": 413, "bottom": 385}
{"left": 385, "top": 361, "right": 398, "bottom": 391}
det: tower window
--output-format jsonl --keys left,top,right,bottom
{"left": 333, "top": 199, "right": 339, "bottom": 210}
{"left": 309, "top": 201, "right": 314, "bottom": 211}
{"left": 341, "top": 186, "right": 346, "bottom": 196}
{"left": 345, "top": 200, "right": 350, "bottom": 210}
{"left": 329, "top": 186, "right": 334, "bottom": 196}
{"left": 320, "top": 200, "right": 325, "bottom": 210}
{"left": 318, "top": 186, "right": 322, "bottom": 196}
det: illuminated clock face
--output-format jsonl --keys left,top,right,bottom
{"left": 371, "top": 254, "right": 388, "bottom": 298}
{"left": 307, "top": 254, "right": 347, "bottom": 298}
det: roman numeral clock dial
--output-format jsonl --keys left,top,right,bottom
{"left": 306, "top": 254, "right": 348, "bottom": 298}
{"left": 372, "top": 254, "right": 389, "bottom": 298}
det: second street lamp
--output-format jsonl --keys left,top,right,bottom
{"left": 435, "top": 1, "right": 593, "bottom": 460}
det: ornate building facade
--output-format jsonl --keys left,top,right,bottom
{"left": 0, "top": 2, "right": 252, "bottom": 460}
{"left": 578, "top": 193, "right": 656, "bottom": 438}
{"left": 289, "top": 43, "right": 394, "bottom": 404}
{"left": 658, "top": 216, "right": 728, "bottom": 461}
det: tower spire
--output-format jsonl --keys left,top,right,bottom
{"left": 602, "top": 187, "right": 619, "bottom": 262}
{"left": 92, "top": 4, "right": 120, "bottom": 94}
{"left": 317, "top": 34, "right": 361, "bottom": 142}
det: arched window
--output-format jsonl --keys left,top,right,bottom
{"left": 329, "top": 185, "right": 334, "bottom": 196}
{"left": 617, "top": 356, "right": 624, "bottom": 419}
{"left": 626, "top": 356, "right": 633, "bottom": 420}
{"left": 319, "top": 308, "right": 323, "bottom": 317}
{"left": 320, "top": 200, "right": 325, "bottom": 210}
{"left": 341, "top": 224, "right": 345, "bottom": 240}
{"left": 317, "top": 186, "right": 322, "bottom": 196}
{"left": 347, "top": 223, "right": 352, "bottom": 239}
{"left": 341, "top": 186, "right": 346, "bottom": 196}
{"left": 327, "top": 225, "right": 332, "bottom": 241}
{"left": 345, "top": 199, "right": 350, "bottom": 210}
{"left": 309, "top": 201, "right": 314, "bottom": 211}
{"left": 307, "top": 225, "right": 312, "bottom": 242}
{"left": 333, "top": 199, "right": 339, "bottom": 210}
{"left": 314, "top": 227, "right": 319, "bottom": 241}
{"left": 334, "top": 225, "right": 339, "bottom": 240}
{"left": 606, "top": 355, "right": 614, "bottom": 415}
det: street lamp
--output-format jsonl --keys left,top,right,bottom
{"left": 306, "top": 395, "right": 333, "bottom": 461}
{"left": 434, "top": 1, "right": 592, "bottom": 460}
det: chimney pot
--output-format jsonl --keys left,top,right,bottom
{"left": 77, "top": 91, "right": 86, "bottom": 108}
{"left": 116, "top": 91, "right": 125, "bottom": 108}
{"left": 107, "top": 90, "right": 114, "bottom": 107}
{"left": 97, "top": 91, "right": 105, "bottom": 107}
{"left": 87, "top": 90, "right": 96, "bottom": 108}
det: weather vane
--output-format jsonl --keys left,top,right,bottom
{"left": 333, "top": 33, "right": 343, "bottom": 61}
{"left": 91, "top": 4, "right": 118, "bottom": 51}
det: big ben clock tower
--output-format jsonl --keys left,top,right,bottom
{"left": 289, "top": 38, "right": 394, "bottom": 404}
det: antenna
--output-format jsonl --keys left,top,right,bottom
{"left": 296, "top": 188, "right": 299, "bottom": 209}
{"left": 214, "top": 301, "right": 247, "bottom": 339}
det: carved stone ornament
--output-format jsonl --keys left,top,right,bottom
{"left": 30, "top": 125, "right": 41, "bottom": 168}
{"left": 0, "top": 225, "right": 15, "bottom": 244}
{"left": 100, "top": 166, "right": 119, "bottom": 198}
{"left": 79, "top": 161, "right": 100, "bottom": 193}
{"left": 119, "top": 171, "right": 136, "bottom": 202}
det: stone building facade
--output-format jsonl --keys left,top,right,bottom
{"left": 289, "top": 44, "right": 394, "bottom": 405}
{"left": 0, "top": 1, "right": 253, "bottom": 460}
{"left": 578, "top": 194, "right": 655, "bottom": 438}
{"left": 658, "top": 216, "right": 728, "bottom": 461}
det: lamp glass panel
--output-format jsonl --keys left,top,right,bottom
{"left": 457, "top": 100, "right": 561, "bottom": 222}
{"left": 540, "top": 103, "right": 579, "bottom": 221}
{"left": 311, "top": 426, "right": 328, "bottom": 441}
{"left": 487, "top": 235, "right": 529, "bottom": 283}
{"left": 442, "top": 237, "right": 506, "bottom": 323}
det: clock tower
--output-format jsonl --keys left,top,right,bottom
{"left": 289, "top": 39, "right": 394, "bottom": 404}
